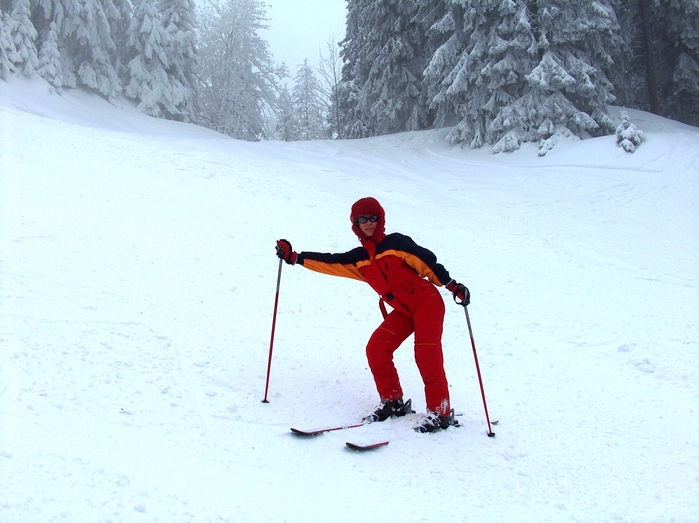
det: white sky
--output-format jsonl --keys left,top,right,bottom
{"left": 264, "top": 0, "right": 347, "bottom": 75}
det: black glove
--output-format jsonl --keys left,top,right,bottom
{"left": 446, "top": 280, "right": 470, "bottom": 306}
{"left": 276, "top": 239, "right": 297, "bottom": 265}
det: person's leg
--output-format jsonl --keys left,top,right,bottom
{"left": 365, "top": 310, "right": 414, "bottom": 400}
{"left": 411, "top": 284, "right": 450, "bottom": 416}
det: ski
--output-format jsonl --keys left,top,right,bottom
{"left": 291, "top": 399, "right": 415, "bottom": 437}
{"left": 346, "top": 441, "right": 389, "bottom": 451}
{"left": 290, "top": 423, "right": 364, "bottom": 436}
{"left": 291, "top": 418, "right": 499, "bottom": 438}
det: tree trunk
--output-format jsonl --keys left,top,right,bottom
{"left": 638, "top": 0, "right": 661, "bottom": 114}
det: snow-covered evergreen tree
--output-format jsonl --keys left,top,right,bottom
{"left": 338, "top": 0, "right": 373, "bottom": 138}
{"left": 339, "top": 0, "right": 429, "bottom": 137}
{"left": 413, "top": 0, "right": 449, "bottom": 121}
{"left": 37, "top": 20, "right": 62, "bottom": 89}
{"left": 126, "top": 0, "right": 182, "bottom": 118}
{"left": 664, "top": 0, "right": 699, "bottom": 125}
{"left": 424, "top": 1, "right": 530, "bottom": 149}
{"left": 197, "top": 0, "right": 285, "bottom": 140}
{"left": 335, "top": 77, "right": 370, "bottom": 139}
{"left": 607, "top": 0, "right": 699, "bottom": 127}
{"left": 516, "top": 0, "right": 620, "bottom": 155}
{"left": 615, "top": 109, "right": 645, "bottom": 152}
{"left": 159, "top": 0, "right": 197, "bottom": 122}
{"left": 0, "top": 0, "right": 199, "bottom": 122}
{"left": 0, "top": 11, "right": 17, "bottom": 79}
{"left": 425, "top": 0, "right": 619, "bottom": 154}
{"left": 111, "top": 0, "right": 133, "bottom": 82}
{"left": 421, "top": 1, "right": 469, "bottom": 131}
{"left": 7, "top": 0, "right": 38, "bottom": 75}
{"left": 55, "top": 0, "right": 123, "bottom": 102}
{"left": 540, "top": 2, "right": 608, "bottom": 153}
{"left": 606, "top": 0, "right": 643, "bottom": 110}
{"left": 292, "top": 59, "right": 326, "bottom": 140}
{"left": 275, "top": 85, "right": 298, "bottom": 141}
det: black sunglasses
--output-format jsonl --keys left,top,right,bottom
{"left": 357, "top": 215, "right": 379, "bottom": 224}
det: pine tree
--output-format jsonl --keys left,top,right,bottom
{"left": 421, "top": 0, "right": 469, "bottom": 132}
{"left": 339, "top": 0, "right": 375, "bottom": 138}
{"left": 414, "top": 0, "right": 450, "bottom": 126}
{"left": 7, "top": 0, "right": 38, "bottom": 75}
{"left": 365, "top": 0, "right": 427, "bottom": 134}
{"left": 0, "top": 12, "right": 17, "bottom": 79}
{"left": 425, "top": 0, "right": 531, "bottom": 148}
{"left": 616, "top": 109, "right": 645, "bottom": 152}
{"left": 425, "top": 0, "right": 620, "bottom": 154}
{"left": 514, "top": 0, "right": 620, "bottom": 155}
{"left": 275, "top": 85, "right": 298, "bottom": 141}
{"left": 37, "top": 20, "right": 62, "bottom": 89}
{"left": 335, "top": 77, "right": 369, "bottom": 139}
{"left": 111, "top": 0, "right": 133, "bottom": 82}
{"left": 664, "top": 0, "right": 699, "bottom": 125}
{"left": 292, "top": 59, "right": 326, "bottom": 140}
{"left": 125, "top": 0, "right": 180, "bottom": 118}
{"left": 55, "top": 0, "right": 123, "bottom": 102}
{"left": 47, "top": 0, "right": 79, "bottom": 89}
{"left": 339, "top": 0, "right": 429, "bottom": 137}
{"left": 159, "top": 0, "right": 198, "bottom": 122}
{"left": 608, "top": 0, "right": 645, "bottom": 108}
{"left": 608, "top": 0, "right": 699, "bottom": 126}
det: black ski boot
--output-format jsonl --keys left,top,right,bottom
{"left": 363, "top": 398, "right": 413, "bottom": 423}
{"left": 415, "top": 409, "right": 460, "bottom": 433}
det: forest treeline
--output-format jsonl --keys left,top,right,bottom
{"left": 2, "top": 0, "right": 697, "bottom": 154}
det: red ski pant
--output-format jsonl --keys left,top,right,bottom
{"left": 365, "top": 281, "right": 450, "bottom": 416}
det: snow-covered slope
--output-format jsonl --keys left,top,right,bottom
{"left": 1, "top": 75, "right": 698, "bottom": 522}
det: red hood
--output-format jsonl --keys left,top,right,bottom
{"left": 350, "top": 197, "right": 386, "bottom": 245}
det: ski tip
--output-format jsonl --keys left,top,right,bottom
{"left": 290, "top": 427, "right": 318, "bottom": 436}
{"left": 346, "top": 441, "right": 389, "bottom": 451}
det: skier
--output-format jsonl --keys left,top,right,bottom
{"left": 275, "top": 197, "right": 469, "bottom": 433}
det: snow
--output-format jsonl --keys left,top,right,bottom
{"left": 1, "top": 74, "right": 698, "bottom": 522}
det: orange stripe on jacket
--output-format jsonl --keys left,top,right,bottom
{"left": 374, "top": 249, "right": 444, "bottom": 287}
{"left": 302, "top": 258, "right": 365, "bottom": 282}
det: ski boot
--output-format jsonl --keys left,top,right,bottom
{"left": 415, "top": 409, "right": 460, "bottom": 433}
{"left": 363, "top": 398, "right": 413, "bottom": 423}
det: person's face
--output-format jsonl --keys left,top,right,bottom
{"left": 357, "top": 215, "right": 378, "bottom": 237}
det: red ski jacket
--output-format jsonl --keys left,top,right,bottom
{"left": 297, "top": 233, "right": 453, "bottom": 311}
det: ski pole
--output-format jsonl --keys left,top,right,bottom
{"left": 463, "top": 306, "right": 496, "bottom": 437}
{"left": 262, "top": 257, "right": 283, "bottom": 403}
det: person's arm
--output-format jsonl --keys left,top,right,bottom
{"left": 276, "top": 240, "right": 366, "bottom": 281}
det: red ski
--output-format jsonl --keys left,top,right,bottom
{"left": 346, "top": 441, "right": 389, "bottom": 451}
{"left": 290, "top": 423, "right": 365, "bottom": 436}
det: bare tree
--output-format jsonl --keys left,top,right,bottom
{"left": 316, "top": 36, "right": 343, "bottom": 138}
